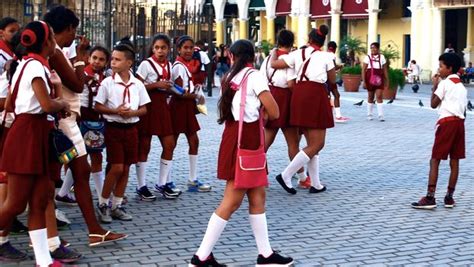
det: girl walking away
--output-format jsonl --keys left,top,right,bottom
{"left": 135, "top": 34, "right": 178, "bottom": 201}
{"left": 190, "top": 39, "right": 293, "bottom": 267}
{"left": 94, "top": 38, "right": 151, "bottom": 222}
{"left": 45, "top": 5, "right": 127, "bottom": 247}
{"left": 0, "top": 17, "right": 20, "bottom": 74}
{"left": 260, "top": 30, "right": 310, "bottom": 188}
{"left": 78, "top": 46, "right": 110, "bottom": 198}
{"left": 0, "top": 21, "right": 68, "bottom": 266}
{"left": 362, "top": 42, "right": 388, "bottom": 121}
{"left": 170, "top": 35, "right": 211, "bottom": 194}
{"left": 271, "top": 25, "right": 335, "bottom": 194}
{"left": 327, "top": 41, "right": 349, "bottom": 123}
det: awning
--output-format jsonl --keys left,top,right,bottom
{"left": 342, "top": 0, "right": 368, "bottom": 19}
{"left": 276, "top": 0, "right": 291, "bottom": 16}
{"left": 250, "top": 0, "right": 266, "bottom": 11}
{"left": 311, "top": 0, "right": 332, "bottom": 19}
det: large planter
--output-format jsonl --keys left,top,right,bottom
{"left": 342, "top": 74, "right": 361, "bottom": 92}
{"left": 383, "top": 86, "right": 398, "bottom": 100}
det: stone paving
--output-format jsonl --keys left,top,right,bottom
{"left": 5, "top": 83, "right": 474, "bottom": 266}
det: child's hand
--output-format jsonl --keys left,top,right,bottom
{"left": 119, "top": 110, "right": 134, "bottom": 118}
{"left": 116, "top": 104, "right": 130, "bottom": 115}
{"left": 76, "top": 35, "right": 91, "bottom": 62}
{"left": 157, "top": 80, "right": 173, "bottom": 90}
{"left": 50, "top": 71, "right": 62, "bottom": 86}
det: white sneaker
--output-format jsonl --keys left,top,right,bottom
{"left": 367, "top": 114, "right": 373, "bottom": 121}
{"left": 335, "top": 116, "right": 350, "bottom": 123}
{"left": 55, "top": 208, "right": 71, "bottom": 224}
{"left": 378, "top": 115, "right": 385, "bottom": 122}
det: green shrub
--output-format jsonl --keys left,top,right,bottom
{"left": 388, "top": 68, "right": 406, "bottom": 91}
{"left": 341, "top": 65, "right": 362, "bottom": 75}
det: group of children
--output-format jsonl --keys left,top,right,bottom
{"left": 0, "top": 4, "right": 469, "bottom": 266}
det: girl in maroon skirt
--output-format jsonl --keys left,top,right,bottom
{"left": 190, "top": 39, "right": 293, "bottom": 266}
{"left": 135, "top": 34, "right": 179, "bottom": 200}
{"left": 0, "top": 21, "right": 69, "bottom": 266}
{"left": 362, "top": 42, "right": 388, "bottom": 121}
{"left": 170, "top": 35, "right": 211, "bottom": 194}
{"left": 270, "top": 25, "right": 335, "bottom": 194}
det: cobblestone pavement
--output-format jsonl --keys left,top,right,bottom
{"left": 6, "top": 84, "right": 474, "bottom": 266}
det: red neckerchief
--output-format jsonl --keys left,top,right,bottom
{"left": 370, "top": 53, "right": 380, "bottom": 61}
{"left": 328, "top": 48, "right": 336, "bottom": 53}
{"left": 276, "top": 49, "right": 289, "bottom": 57}
{"left": 309, "top": 44, "right": 321, "bottom": 52}
{"left": 23, "top": 53, "right": 51, "bottom": 71}
{"left": 84, "top": 65, "right": 105, "bottom": 82}
{"left": 113, "top": 73, "right": 134, "bottom": 104}
{"left": 230, "top": 65, "right": 255, "bottom": 91}
{"left": 0, "top": 40, "right": 14, "bottom": 57}
{"left": 176, "top": 56, "right": 192, "bottom": 70}
{"left": 152, "top": 55, "right": 170, "bottom": 80}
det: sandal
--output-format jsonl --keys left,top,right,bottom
{"left": 88, "top": 231, "right": 128, "bottom": 247}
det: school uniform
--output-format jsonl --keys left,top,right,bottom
{"left": 0, "top": 40, "right": 14, "bottom": 75}
{"left": 217, "top": 68, "right": 269, "bottom": 180}
{"left": 170, "top": 58, "right": 201, "bottom": 135}
{"left": 136, "top": 56, "right": 174, "bottom": 136}
{"left": 0, "top": 57, "right": 54, "bottom": 175}
{"left": 284, "top": 48, "right": 335, "bottom": 129}
{"left": 431, "top": 74, "right": 467, "bottom": 160}
{"left": 95, "top": 73, "right": 150, "bottom": 165}
{"left": 192, "top": 48, "right": 211, "bottom": 85}
{"left": 0, "top": 72, "right": 11, "bottom": 184}
{"left": 79, "top": 65, "right": 105, "bottom": 121}
{"left": 363, "top": 54, "right": 386, "bottom": 91}
{"left": 260, "top": 50, "right": 295, "bottom": 129}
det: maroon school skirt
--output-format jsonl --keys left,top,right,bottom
{"left": 138, "top": 92, "right": 174, "bottom": 136}
{"left": 217, "top": 120, "right": 261, "bottom": 181}
{"left": 290, "top": 81, "right": 334, "bottom": 129}
{"left": 365, "top": 68, "right": 385, "bottom": 91}
{"left": 0, "top": 114, "right": 53, "bottom": 175}
{"left": 266, "top": 85, "right": 292, "bottom": 129}
{"left": 0, "top": 125, "right": 10, "bottom": 160}
{"left": 169, "top": 97, "right": 201, "bottom": 135}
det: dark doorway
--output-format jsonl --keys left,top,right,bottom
{"left": 404, "top": 34, "right": 411, "bottom": 67}
{"left": 444, "top": 9, "right": 467, "bottom": 54}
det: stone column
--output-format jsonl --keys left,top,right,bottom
{"left": 213, "top": 0, "right": 226, "bottom": 46}
{"left": 237, "top": 0, "right": 251, "bottom": 39}
{"left": 367, "top": 0, "right": 381, "bottom": 45}
{"left": 264, "top": 0, "right": 277, "bottom": 44}
{"left": 464, "top": 7, "right": 474, "bottom": 65}
{"left": 431, "top": 7, "right": 445, "bottom": 73}
{"left": 409, "top": 0, "right": 422, "bottom": 67}
{"left": 419, "top": 0, "right": 433, "bottom": 73}
{"left": 296, "top": 0, "right": 311, "bottom": 48}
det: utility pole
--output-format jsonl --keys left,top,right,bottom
{"left": 105, "top": 0, "right": 112, "bottom": 50}
{"left": 207, "top": 3, "right": 213, "bottom": 97}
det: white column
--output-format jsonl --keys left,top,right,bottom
{"left": 297, "top": 0, "right": 311, "bottom": 48}
{"left": 330, "top": 0, "right": 343, "bottom": 47}
{"left": 431, "top": 8, "right": 444, "bottom": 74}
{"left": 464, "top": 7, "right": 474, "bottom": 65}
{"left": 419, "top": 0, "right": 433, "bottom": 73}
{"left": 367, "top": 0, "right": 381, "bottom": 44}
{"left": 213, "top": 0, "right": 226, "bottom": 46}
{"left": 264, "top": 0, "right": 277, "bottom": 44}
{"left": 409, "top": 0, "right": 422, "bottom": 65}
{"left": 237, "top": 0, "right": 251, "bottom": 39}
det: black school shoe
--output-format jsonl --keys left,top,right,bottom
{"left": 190, "top": 253, "right": 226, "bottom": 267}
{"left": 276, "top": 174, "right": 297, "bottom": 195}
{"left": 257, "top": 251, "right": 294, "bottom": 266}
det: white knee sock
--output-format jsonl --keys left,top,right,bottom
{"left": 136, "top": 162, "right": 147, "bottom": 188}
{"left": 0, "top": 235, "right": 8, "bottom": 245}
{"left": 281, "top": 151, "right": 310, "bottom": 187}
{"left": 335, "top": 107, "right": 342, "bottom": 118}
{"left": 58, "top": 169, "right": 74, "bottom": 197}
{"left": 367, "top": 103, "right": 374, "bottom": 116}
{"left": 376, "top": 103, "right": 384, "bottom": 117}
{"left": 195, "top": 213, "right": 228, "bottom": 261}
{"left": 112, "top": 197, "right": 123, "bottom": 210}
{"left": 249, "top": 213, "right": 273, "bottom": 257}
{"left": 167, "top": 167, "right": 172, "bottom": 183}
{"left": 91, "top": 171, "right": 103, "bottom": 198}
{"left": 296, "top": 171, "right": 306, "bottom": 182}
{"left": 189, "top": 154, "right": 198, "bottom": 181}
{"left": 308, "top": 155, "right": 323, "bottom": 189}
{"left": 47, "top": 236, "right": 60, "bottom": 252}
{"left": 29, "top": 229, "right": 53, "bottom": 267}
{"left": 158, "top": 159, "right": 172, "bottom": 186}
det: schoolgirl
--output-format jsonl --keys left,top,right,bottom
{"left": 0, "top": 17, "right": 20, "bottom": 74}
{"left": 135, "top": 34, "right": 178, "bottom": 200}
{"left": 362, "top": 42, "right": 388, "bottom": 121}
{"left": 94, "top": 38, "right": 150, "bottom": 223}
{"left": 327, "top": 41, "right": 349, "bottom": 123}
{"left": 271, "top": 25, "right": 335, "bottom": 194}
{"left": 169, "top": 35, "right": 211, "bottom": 193}
{"left": 190, "top": 39, "right": 293, "bottom": 267}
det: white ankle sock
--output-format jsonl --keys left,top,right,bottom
{"left": 376, "top": 103, "right": 384, "bottom": 117}
{"left": 158, "top": 159, "right": 172, "bottom": 186}
{"left": 308, "top": 155, "right": 323, "bottom": 189}
{"left": 249, "top": 213, "right": 273, "bottom": 258}
{"left": 136, "top": 162, "right": 147, "bottom": 188}
{"left": 189, "top": 154, "right": 198, "bottom": 181}
{"left": 281, "top": 151, "right": 310, "bottom": 187}
{"left": 112, "top": 197, "right": 123, "bottom": 210}
{"left": 335, "top": 107, "right": 342, "bottom": 118}
{"left": 29, "top": 229, "right": 53, "bottom": 267}
{"left": 99, "top": 196, "right": 109, "bottom": 206}
{"left": 47, "top": 236, "right": 60, "bottom": 252}
{"left": 0, "top": 235, "right": 8, "bottom": 245}
{"left": 91, "top": 171, "right": 103, "bottom": 198}
{"left": 195, "top": 213, "right": 228, "bottom": 261}
{"left": 58, "top": 169, "right": 74, "bottom": 197}
{"left": 296, "top": 171, "right": 306, "bottom": 182}
{"left": 367, "top": 103, "right": 374, "bottom": 116}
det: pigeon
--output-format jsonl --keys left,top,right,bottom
{"left": 412, "top": 84, "right": 419, "bottom": 93}
{"left": 419, "top": 100, "right": 424, "bottom": 107}
{"left": 387, "top": 98, "right": 394, "bottom": 104}
{"left": 468, "top": 100, "right": 472, "bottom": 111}
{"left": 354, "top": 100, "right": 364, "bottom": 106}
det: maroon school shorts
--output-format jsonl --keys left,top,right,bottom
{"left": 432, "top": 116, "right": 465, "bottom": 160}
{"left": 105, "top": 122, "right": 139, "bottom": 165}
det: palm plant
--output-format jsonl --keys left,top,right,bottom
{"left": 339, "top": 36, "right": 366, "bottom": 67}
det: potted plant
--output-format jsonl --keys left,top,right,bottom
{"left": 341, "top": 65, "right": 362, "bottom": 92}
{"left": 383, "top": 68, "right": 406, "bottom": 99}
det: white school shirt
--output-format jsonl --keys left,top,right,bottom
{"left": 11, "top": 59, "right": 51, "bottom": 114}
{"left": 280, "top": 46, "right": 317, "bottom": 80}
{"left": 259, "top": 55, "right": 294, "bottom": 88}
{"left": 56, "top": 44, "right": 81, "bottom": 115}
{"left": 0, "top": 50, "right": 13, "bottom": 76}
{"left": 172, "top": 61, "right": 195, "bottom": 93}
{"left": 295, "top": 51, "right": 335, "bottom": 83}
{"left": 199, "top": 51, "right": 210, "bottom": 72}
{"left": 0, "top": 72, "right": 14, "bottom": 127}
{"left": 95, "top": 72, "right": 151, "bottom": 124}
{"left": 79, "top": 71, "right": 106, "bottom": 108}
{"left": 363, "top": 54, "right": 386, "bottom": 69}
{"left": 136, "top": 58, "right": 172, "bottom": 86}
{"left": 434, "top": 74, "right": 468, "bottom": 120}
{"left": 231, "top": 67, "right": 270, "bottom": 123}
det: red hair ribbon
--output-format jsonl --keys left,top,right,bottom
{"left": 21, "top": 29, "right": 37, "bottom": 47}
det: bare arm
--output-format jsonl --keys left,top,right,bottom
{"left": 431, "top": 76, "right": 442, "bottom": 108}
{"left": 269, "top": 49, "right": 290, "bottom": 69}
{"left": 258, "top": 91, "right": 279, "bottom": 120}
{"left": 383, "top": 63, "right": 389, "bottom": 89}
{"left": 0, "top": 98, "right": 5, "bottom": 112}
{"left": 137, "top": 76, "right": 172, "bottom": 92}
{"left": 94, "top": 102, "right": 119, "bottom": 115}
{"left": 327, "top": 68, "right": 336, "bottom": 86}
{"left": 49, "top": 48, "right": 85, "bottom": 93}
{"left": 362, "top": 63, "right": 368, "bottom": 88}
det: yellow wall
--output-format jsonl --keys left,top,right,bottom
{"left": 260, "top": 11, "right": 268, "bottom": 42}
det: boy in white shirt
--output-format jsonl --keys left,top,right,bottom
{"left": 412, "top": 53, "right": 467, "bottom": 210}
